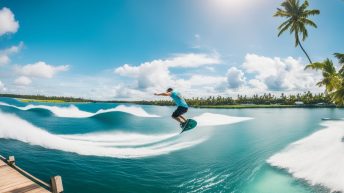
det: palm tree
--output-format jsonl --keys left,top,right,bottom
{"left": 305, "top": 57, "right": 344, "bottom": 105}
{"left": 305, "top": 59, "right": 341, "bottom": 93}
{"left": 274, "top": 0, "right": 320, "bottom": 64}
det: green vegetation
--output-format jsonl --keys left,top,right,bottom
{"left": 130, "top": 92, "right": 334, "bottom": 108}
{"left": 0, "top": 94, "right": 94, "bottom": 103}
{"left": 19, "top": 99, "right": 66, "bottom": 103}
{"left": 194, "top": 105, "right": 318, "bottom": 109}
{"left": 274, "top": 0, "right": 320, "bottom": 64}
{"left": 0, "top": 92, "right": 337, "bottom": 108}
{"left": 306, "top": 54, "right": 344, "bottom": 105}
{"left": 335, "top": 53, "right": 344, "bottom": 64}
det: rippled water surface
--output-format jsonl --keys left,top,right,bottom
{"left": 0, "top": 97, "right": 342, "bottom": 193}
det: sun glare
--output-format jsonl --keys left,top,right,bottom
{"left": 207, "top": 0, "right": 257, "bottom": 16}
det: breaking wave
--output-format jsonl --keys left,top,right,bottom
{"left": 0, "top": 102, "right": 159, "bottom": 118}
{"left": 267, "top": 120, "right": 344, "bottom": 192}
{"left": 193, "top": 113, "right": 253, "bottom": 127}
{"left": 0, "top": 111, "right": 251, "bottom": 158}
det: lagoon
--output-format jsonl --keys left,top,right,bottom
{"left": 0, "top": 97, "right": 341, "bottom": 193}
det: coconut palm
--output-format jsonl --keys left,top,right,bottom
{"left": 274, "top": 0, "right": 320, "bottom": 64}
{"left": 305, "top": 59, "right": 341, "bottom": 93}
{"left": 305, "top": 57, "right": 344, "bottom": 105}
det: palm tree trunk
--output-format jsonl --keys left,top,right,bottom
{"left": 298, "top": 40, "right": 313, "bottom": 64}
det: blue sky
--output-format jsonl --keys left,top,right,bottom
{"left": 0, "top": 0, "right": 343, "bottom": 100}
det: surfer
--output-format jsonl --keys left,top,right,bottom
{"left": 154, "top": 88, "right": 189, "bottom": 127}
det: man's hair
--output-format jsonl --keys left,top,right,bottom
{"left": 166, "top": 88, "right": 173, "bottom": 92}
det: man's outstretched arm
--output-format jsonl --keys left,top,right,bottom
{"left": 154, "top": 92, "right": 171, "bottom": 96}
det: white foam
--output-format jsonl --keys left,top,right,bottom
{"left": 0, "top": 102, "right": 159, "bottom": 118}
{"left": 0, "top": 111, "right": 201, "bottom": 158}
{"left": 267, "top": 121, "right": 344, "bottom": 192}
{"left": 193, "top": 113, "right": 253, "bottom": 127}
{"left": 0, "top": 110, "right": 253, "bottom": 158}
{"left": 61, "top": 132, "right": 178, "bottom": 146}
{"left": 94, "top": 105, "right": 159, "bottom": 118}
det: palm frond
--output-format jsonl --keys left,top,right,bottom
{"left": 305, "top": 61, "right": 325, "bottom": 70}
{"left": 278, "top": 20, "right": 291, "bottom": 30}
{"left": 299, "top": 24, "right": 308, "bottom": 41}
{"left": 304, "top": 9, "right": 320, "bottom": 16}
{"left": 274, "top": 9, "right": 291, "bottom": 17}
{"left": 278, "top": 20, "right": 293, "bottom": 36}
{"left": 334, "top": 53, "right": 344, "bottom": 64}
{"left": 322, "top": 59, "right": 336, "bottom": 74}
{"left": 329, "top": 86, "right": 344, "bottom": 106}
{"left": 300, "top": 0, "right": 309, "bottom": 11}
{"left": 300, "top": 18, "right": 317, "bottom": 28}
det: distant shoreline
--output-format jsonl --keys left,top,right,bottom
{"left": 0, "top": 94, "right": 339, "bottom": 109}
{"left": 192, "top": 104, "right": 337, "bottom": 109}
{"left": 0, "top": 94, "right": 93, "bottom": 103}
{"left": 17, "top": 98, "right": 91, "bottom": 104}
{"left": 15, "top": 100, "right": 340, "bottom": 108}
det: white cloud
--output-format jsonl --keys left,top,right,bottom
{"left": 112, "top": 52, "right": 322, "bottom": 99}
{"left": 248, "top": 79, "right": 267, "bottom": 90}
{"left": 110, "top": 85, "right": 147, "bottom": 99}
{"left": 114, "top": 53, "right": 221, "bottom": 90}
{"left": 3, "top": 52, "right": 324, "bottom": 100}
{"left": 243, "top": 54, "right": 283, "bottom": 79}
{"left": 0, "top": 7, "right": 19, "bottom": 36}
{"left": 180, "top": 75, "right": 226, "bottom": 87}
{"left": 0, "top": 80, "right": 6, "bottom": 91}
{"left": 175, "top": 75, "right": 227, "bottom": 93}
{"left": 0, "top": 42, "right": 23, "bottom": 66}
{"left": 242, "top": 54, "right": 320, "bottom": 91}
{"left": 115, "top": 62, "right": 172, "bottom": 90}
{"left": 16, "top": 61, "right": 69, "bottom": 78}
{"left": 166, "top": 53, "right": 220, "bottom": 68}
{"left": 226, "top": 67, "right": 246, "bottom": 89}
{"left": 0, "top": 55, "right": 9, "bottom": 66}
{"left": 205, "top": 66, "right": 215, "bottom": 72}
{"left": 14, "top": 76, "right": 32, "bottom": 86}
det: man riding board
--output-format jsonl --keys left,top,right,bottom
{"left": 154, "top": 88, "right": 189, "bottom": 127}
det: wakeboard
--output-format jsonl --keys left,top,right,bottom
{"left": 180, "top": 119, "right": 197, "bottom": 133}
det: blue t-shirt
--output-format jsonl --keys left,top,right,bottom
{"left": 170, "top": 90, "right": 188, "bottom": 108}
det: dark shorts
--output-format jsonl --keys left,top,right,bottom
{"left": 172, "top": 106, "right": 188, "bottom": 118}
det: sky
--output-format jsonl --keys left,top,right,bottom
{"left": 0, "top": 0, "right": 343, "bottom": 100}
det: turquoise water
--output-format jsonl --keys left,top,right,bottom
{"left": 0, "top": 97, "right": 341, "bottom": 193}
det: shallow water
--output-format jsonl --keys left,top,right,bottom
{"left": 0, "top": 97, "right": 342, "bottom": 193}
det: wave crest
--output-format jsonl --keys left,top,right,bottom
{"left": 0, "top": 111, "right": 252, "bottom": 158}
{"left": 0, "top": 102, "right": 159, "bottom": 118}
{"left": 0, "top": 111, "right": 201, "bottom": 158}
{"left": 267, "top": 121, "right": 344, "bottom": 192}
{"left": 193, "top": 113, "right": 253, "bottom": 127}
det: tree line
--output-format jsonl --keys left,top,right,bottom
{"left": 0, "top": 94, "right": 94, "bottom": 102}
{"left": 0, "top": 92, "right": 335, "bottom": 107}
{"left": 133, "top": 92, "right": 333, "bottom": 107}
